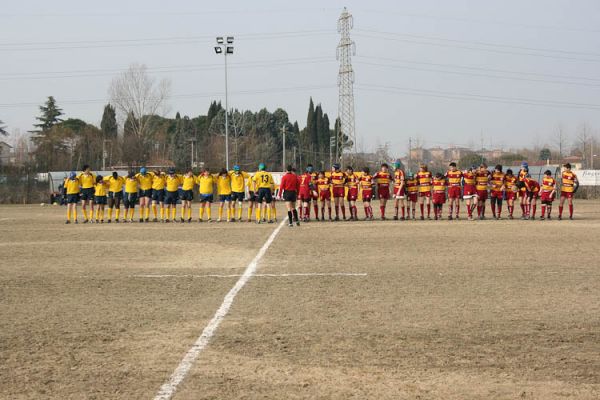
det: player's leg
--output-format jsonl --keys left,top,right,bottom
{"left": 568, "top": 196, "right": 574, "bottom": 219}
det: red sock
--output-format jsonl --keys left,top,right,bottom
{"left": 569, "top": 204, "right": 573, "bottom": 217}
{"left": 420, "top": 204, "right": 424, "bottom": 217}
{"left": 521, "top": 203, "right": 525, "bottom": 216}
{"left": 313, "top": 204, "right": 318, "bottom": 218}
{"left": 304, "top": 206, "right": 309, "bottom": 219}
{"left": 321, "top": 207, "right": 325, "bottom": 219}
{"left": 341, "top": 205, "right": 346, "bottom": 219}
{"left": 449, "top": 204, "right": 453, "bottom": 217}
{"left": 328, "top": 207, "right": 332, "bottom": 218}
{"left": 394, "top": 206, "right": 399, "bottom": 217}
{"left": 299, "top": 207, "right": 303, "bottom": 219}
{"left": 380, "top": 205, "right": 385, "bottom": 217}
{"left": 541, "top": 205, "right": 546, "bottom": 217}
{"left": 491, "top": 203, "right": 496, "bottom": 216}
{"left": 456, "top": 203, "right": 460, "bottom": 217}
{"left": 427, "top": 204, "right": 431, "bottom": 217}
{"left": 364, "top": 206, "right": 368, "bottom": 218}
{"left": 352, "top": 205, "right": 357, "bottom": 218}
{"left": 401, "top": 206, "right": 405, "bottom": 218}
{"left": 497, "top": 206, "right": 501, "bottom": 218}
{"left": 368, "top": 206, "right": 373, "bottom": 218}
{"left": 547, "top": 206, "right": 552, "bottom": 217}
{"left": 481, "top": 204, "right": 485, "bottom": 216}
{"left": 559, "top": 206, "right": 563, "bottom": 217}
{"left": 477, "top": 205, "right": 482, "bottom": 216}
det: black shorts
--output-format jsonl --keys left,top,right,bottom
{"left": 199, "top": 194, "right": 214, "bottom": 203}
{"left": 67, "top": 194, "right": 79, "bottom": 204}
{"left": 139, "top": 189, "right": 153, "bottom": 198}
{"left": 165, "top": 190, "right": 179, "bottom": 205}
{"left": 108, "top": 191, "right": 123, "bottom": 200}
{"left": 181, "top": 190, "right": 194, "bottom": 201}
{"left": 81, "top": 188, "right": 94, "bottom": 201}
{"left": 248, "top": 191, "right": 257, "bottom": 202}
{"left": 124, "top": 193, "right": 138, "bottom": 208}
{"left": 283, "top": 190, "right": 297, "bottom": 202}
{"left": 95, "top": 195, "right": 107, "bottom": 205}
{"left": 152, "top": 189, "right": 165, "bottom": 202}
{"left": 231, "top": 191, "right": 245, "bottom": 202}
{"left": 257, "top": 188, "right": 272, "bottom": 204}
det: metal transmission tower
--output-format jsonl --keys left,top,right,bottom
{"left": 336, "top": 7, "right": 356, "bottom": 165}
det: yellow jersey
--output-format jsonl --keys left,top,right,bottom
{"left": 196, "top": 174, "right": 215, "bottom": 194}
{"left": 135, "top": 172, "right": 154, "bottom": 190}
{"left": 253, "top": 171, "right": 274, "bottom": 189}
{"left": 104, "top": 176, "right": 125, "bottom": 193}
{"left": 64, "top": 178, "right": 81, "bottom": 195}
{"left": 216, "top": 174, "right": 232, "bottom": 195}
{"left": 165, "top": 175, "right": 182, "bottom": 192}
{"left": 94, "top": 182, "right": 108, "bottom": 196}
{"left": 125, "top": 177, "right": 139, "bottom": 193}
{"left": 561, "top": 171, "right": 577, "bottom": 193}
{"left": 182, "top": 175, "right": 196, "bottom": 191}
{"left": 78, "top": 172, "right": 96, "bottom": 189}
{"left": 229, "top": 171, "right": 249, "bottom": 192}
{"left": 151, "top": 173, "right": 166, "bottom": 190}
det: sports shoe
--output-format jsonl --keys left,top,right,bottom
{"left": 145, "top": 218, "right": 150, "bottom": 223}
{"left": 165, "top": 219, "right": 170, "bottom": 223}
{"left": 152, "top": 218, "right": 158, "bottom": 222}
{"left": 83, "top": 219, "right": 89, "bottom": 224}
{"left": 115, "top": 220, "right": 120, "bottom": 223}
{"left": 393, "top": 216, "right": 398, "bottom": 221}
{"left": 334, "top": 216, "right": 340, "bottom": 221}
{"left": 65, "top": 220, "right": 70, "bottom": 224}
{"left": 448, "top": 216, "right": 453, "bottom": 220}
{"left": 268, "top": 220, "right": 274, "bottom": 224}
{"left": 107, "top": 220, "right": 111, "bottom": 224}
{"left": 188, "top": 218, "right": 192, "bottom": 223}
{"left": 288, "top": 223, "right": 293, "bottom": 227}
{"left": 139, "top": 218, "right": 144, "bottom": 223}
{"left": 180, "top": 217, "right": 185, "bottom": 223}
{"left": 420, "top": 216, "right": 424, "bottom": 220}
{"left": 296, "top": 221, "right": 300, "bottom": 226}
{"left": 540, "top": 216, "right": 545, "bottom": 220}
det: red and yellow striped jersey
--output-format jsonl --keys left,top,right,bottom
{"left": 432, "top": 177, "right": 446, "bottom": 194}
{"left": 445, "top": 170, "right": 462, "bottom": 187}
{"left": 393, "top": 169, "right": 405, "bottom": 188}
{"left": 504, "top": 175, "right": 517, "bottom": 193}
{"left": 330, "top": 171, "right": 346, "bottom": 188}
{"left": 373, "top": 171, "right": 392, "bottom": 187}
{"left": 475, "top": 170, "right": 491, "bottom": 191}
{"left": 524, "top": 177, "right": 540, "bottom": 193}
{"left": 463, "top": 171, "right": 476, "bottom": 186}
{"left": 359, "top": 175, "right": 373, "bottom": 190}
{"left": 491, "top": 171, "right": 505, "bottom": 191}
{"left": 541, "top": 176, "right": 556, "bottom": 192}
{"left": 317, "top": 177, "right": 330, "bottom": 192}
{"left": 518, "top": 169, "right": 528, "bottom": 192}
{"left": 346, "top": 173, "right": 359, "bottom": 188}
{"left": 561, "top": 171, "right": 577, "bottom": 192}
{"left": 416, "top": 171, "right": 432, "bottom": 192}
{"left": 405, "top": 177, "right": 418, "bottom": 193}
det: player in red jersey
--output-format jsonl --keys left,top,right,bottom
{"left": 416, "top": 164, "right": 433, "bottom": 220}
{"left": 462, "top": 165, "right": 478, "bottom": 220}
{"left": 310, "top": 168, "right": 319, "bottom": 218}
{"left": 522, "top": 175, "right": 540, "bottom": 219}
{"left": 558, "top": 163, "right": 579, "bottom": 220}
{"left": 503, "top": 169, "right": 518, "bottom": 219}
{"left": 316, "top": 171, "right": 332, "bottom": 221}
{"left": 330, "top": 164, "right": 347, "bottom": 221}
{"left": 445, "top": 162, "right": 462, "bottom": 220}
{"left": 540, "top": 170, "right": 557, "bottom": 220}
{"left": 373, "top": 163, "right": 392, "bottom": 220}
{"left": 345, "top": 166, "right": 359, "bottom": 221}
{"left": 475, "top": 163, "right": 491, "bottom": 219}
{"left": 359, "top": 167, "right": 374, "bottom": 220}
{"left": 405, "top": 173, "right": 418, "bottom": 220}
{"left": 489, "top": 165, "right": 505, "bottom": 220}
{"left": 517, "top": 162, "right": 529, "bottom": 218}
{"left": 431, "top": 172, "right": 447, "bottom": 220}
{"left": 298, "top": 165, "right": 315, "bottom": 222}
{"left": 392, "top": 161, "right": 406, "bottom": 220}
{"left": 280, "top": 165, "right": 300, "bottom": 227}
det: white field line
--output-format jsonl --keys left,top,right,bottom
{"left": 132, "top": 272, "right": 367, "bottom": 279}
{"left": 153, "top": 220, "right": 285, "bottom": 400}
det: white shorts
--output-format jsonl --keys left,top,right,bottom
{"left": 395, "top": 195, "right": 405, "bottom": 200}
{"left": 463, "top": 194, "right": 478, "bottom": 200}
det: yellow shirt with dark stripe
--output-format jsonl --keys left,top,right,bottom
{"left": 196, "top": 175, "right": 215, "bottom": 194}
{"left": 165, "top": 175, "right": 182, "bottom": 192}
{"left": 135, "top": 172, "right": 154, "bottom": 190}
{"left": 229, "top": 171, "right": 249, "bottom": 192}
{"left": 182, "top": 175, "right": 196, "bottom": 191}
{"left": 253, "top": 171, "right": 274, "bottom": 189}
{"left": 78, "top": 172, "right": 96, "bottom": 189}
{"left": 65, "top": 178, "right": 81, "bottom": 195}
{"left": 104, "top": 176, "right": 125, "bottom": 192}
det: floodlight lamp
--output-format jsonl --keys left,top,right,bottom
{"left": 227, "top": 36, "right": 234, "bottom": 44}
{"left": 216, "top": 36, "right": 224, "bottom": 44}
{"left": 226, "top": 46, "right": 234, "bottom": 54}
{"left": 214, "top": 46, "right": 223, "bottom": 54}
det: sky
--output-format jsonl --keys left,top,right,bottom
{"left": 1, "top": 0, "right": 600, "bottom": 157}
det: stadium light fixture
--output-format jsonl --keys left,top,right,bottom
{"left": 214, "top": 46, "right": 222, "bottom": 54}
{"left": 214, "top": 35, "right": 234, "bottom": 170}
{"left": 227, "top": 36, "right": 234, "bottom": 44}
{"left": 216, "top": 36, "right": 224, "bottom": 44}
{"left": 226, "top": 46, "right": 234, "bottom": 54}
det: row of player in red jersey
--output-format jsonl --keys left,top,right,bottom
{"left": 278, "top": 161, "right": 580, "bottom": 224}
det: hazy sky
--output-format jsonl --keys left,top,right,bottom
{"left": 2, "top": 0, "right": 600, "bottom": 156}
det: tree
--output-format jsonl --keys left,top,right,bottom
{"left": 0, "top": 120, "right": 7, "bottom": 136}
{"left": 32, "top": 96, "right": 63, "bottom": 133}
{"left": 539, "top": 148, "right": 551, "bottom": 161}
{"left": 458, "top": 152, "right": 487, "bottom": 169}
{"left": 109, "top": 63, "right": 171, "bottom": 141}
{"left": 553, "top": 124, "right": 569, "bottom": 161}
{"left": 100, "top": 104, "right": 118, "bottom": 139}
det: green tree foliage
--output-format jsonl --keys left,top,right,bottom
{"left": 539, "top": 148, "right": 551, "bottom": 161}
{"left": 32, "top": 96, "right": 63, "bottom": 132}
{"left": 458, "top": 152, "right": 487, "bottom": 169}
{"left": 100, "top": 104, "right": 118, "bottom": 139}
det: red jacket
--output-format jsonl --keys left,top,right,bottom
{"left": 280, "top": 172, "right": 299, "bottom": 192}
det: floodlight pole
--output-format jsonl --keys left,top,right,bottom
{"left": 224, "top": 50, "right": 230, "bottom": 171}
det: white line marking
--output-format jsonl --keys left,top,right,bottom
{"left": 132, "top": 272, "right": 367, "bottom": 279}
{"left": 153, "top": 220, "right": 285, "bottom": 400}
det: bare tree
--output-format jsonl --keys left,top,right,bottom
{"left": 108, "top": 63, "right": 171, "bottom": 139}
{"left": 0, "top": 120, "right": 7, "bottom": 136}
{"left": 553, "top": 124, "right": 569, "bottom": 162}
{"left": 576, "top": 122, "right": 592, "bottom": 167}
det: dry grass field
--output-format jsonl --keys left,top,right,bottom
{"left": 1, "top": 201, "right": 599, "bottom": 399}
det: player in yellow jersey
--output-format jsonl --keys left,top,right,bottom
{"left": 164, "top": 168, "right": 181, "bottom": 222}
{"left": 216, "top": 168, "right": 233, "bottom": 222}
{"left": 123, "top": 171, "right": 139, "bottom": 223}
{"left": 180, "top": 169, "right": 196, "bottom": 223}
{"left": 246, "top": 173, "right": 257, "bottom": 222}
{"left": 151, "top": 169, "right": 166, "bottom": 222}
{"left": 77, "top": 165, "right": 96, "bottom": 223}
{"left": 104, "top": 171, "right": 125, "bottom": 223}
{"left": 196, "top": 169, "right": 215, "bottom": 222}
{"left": 64, "top": 171, "right": 81, "bottom": 224}
{"left": 558, "top": 163, "right": 579, "bottom": 220}
{"left": 252, "top": 163, "right": 274, "bottom": 224}
{"left": 229, "top": 165, "right": 249, "bottom": 222}
{"left": 135, "top": 167, "right": 154, "bottom": 223}
{"left": 93, "top": 175, "right": 108, "bottom": 223}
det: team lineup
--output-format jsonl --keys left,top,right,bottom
{"left": 61, "top": 160, "right": 580, "bottom": 226}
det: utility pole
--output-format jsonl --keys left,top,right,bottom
{"left": 329, "top": 136, "right": 335, "bottom": 169}
{"left": 337, "top": 7, "right": 356, "bottom": 165}
{"left": 408, "top": 137, "right": 412, "bottom": 173}
{"left": 281, "top": 125, "right": 287, "bottom": 171}
{"left": 102, "top": 139, "right": 110, "bottom": 170}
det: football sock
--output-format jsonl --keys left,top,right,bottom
{"left": 287, "top": 211, "right": 293, "bottom": 224}
{"left": 569, "top": 204, "right": 573, "bottom": 217}
{"left": 292, "top": 209, "right": 299, "bottom": 222}
{"left": 115, "top": 208, "right": 120, "bottom": 220}
{"left": 427, "top": 204, "right": 431, "bottom": 217}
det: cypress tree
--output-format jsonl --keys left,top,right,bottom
{"left": 100, "top": 104, "right": 118, "bottom": 139}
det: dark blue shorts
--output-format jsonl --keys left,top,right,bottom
{"left": 219, "top": 194, "right": 232, "bottom": 202}
{"left": 181, "top": 190, "right": 194, "bottom": 201}
{"left": 152, "top": 189, "right": 165, "bottom": 202}
{"left": 231, "top": 192, "right": 245, "bottom": 202}
{"left": 165, "top": 190, "right": 178, "bottom": 205}
{"left": 139, "top": 189, "right": 153, "bottom": 198}
{"left": 67, "top": 194, "right": 79, "bottom": 204}
{"left": 108, "top": 191, "right": 123, "bottom": 200}
{"left": 248, "top": 191, "right": 257, "bottom": 202}
{"left": 81, "top": 188, "right": 94, "bottom": 201}
{"left": 257, "top": 188, "right": 272, "bottom": 204}
{"left": 199, "top": 194, "right": 213, "bottom": 203}
{"left": 95, "top": 195, "right": 107, "bottom": 205}
{"left": 124, "top": 193, "right": 138, "bottom": 208}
